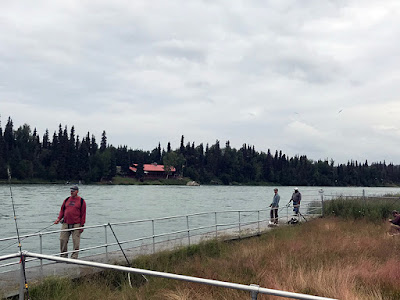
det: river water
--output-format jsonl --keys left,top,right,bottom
{"left": 1, "top": 184, "right": 399, "bottom": 262}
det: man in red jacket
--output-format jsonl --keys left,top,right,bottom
{"left": 54, "top": 185, "right": 86, "bottom": 259}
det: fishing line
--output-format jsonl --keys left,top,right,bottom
{"left": 108, "top": 223, "right": 148, "bottom": 286}
{"left": 278, "top": 205, "right": 288, "bottom": 212}
{"left": 284, "top": 201, "right": 308, "bottom": 223}
{"left": 7, "top": 167, "right": 30, "bottom": 299}
{"left": 388, "top": 196, "right": 400, "bottom": 207}
{"left": 266, "top": 201, "right": 292, "bottom": 225}
{"left": 0, "top": 223, "right": 55, "bottom": 253}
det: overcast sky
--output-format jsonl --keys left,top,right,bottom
{"left": 1, "top": 0, "right": 400, "bottom": 165}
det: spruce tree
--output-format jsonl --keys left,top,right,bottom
{"left": 100, "top": 130, "right": 107, "bottom": 152}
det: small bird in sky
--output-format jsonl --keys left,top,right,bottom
{"left": 338, "top": 109, "right": 343, "bottom": 114}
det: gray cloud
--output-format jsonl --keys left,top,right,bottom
{"left": 1, "top": 0, "right": 400, "bottom": 164}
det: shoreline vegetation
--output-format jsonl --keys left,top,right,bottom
{"left": 0, "top": 176, "right": 283, "bottom": 186}
{"left": 9, "top": 197, "right": 399, "bottom": 300}
{"left": 0, "top": 176, "right": 399, "bottom": 187}
{"left": 2, "top": 118, "right": 400, "bottom": 187}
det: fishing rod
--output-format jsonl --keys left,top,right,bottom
{"left": 107, "top": 223, "right": 148, "bottom": 286}
{"left": 297, "top": 211, "right": 308, "bottom": 222}
{"left": 7, "top": 166, "right": 30, "bottom": 299}
{"left": 276, "top": 200, "right": 293, "bottom": 213}
{"left": 0, "top": 222, "right": 55, "bottom": 253}
{"left": 278, "top": 204, "right": 289, "bottom": 212}
{"left": 268, "top": 203, "right": 297, "bottom": 225}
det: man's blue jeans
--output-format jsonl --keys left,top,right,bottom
{"left": 293, "top": 202, "right": 300, "bottom": 214}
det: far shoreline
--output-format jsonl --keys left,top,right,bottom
{"left": 0, "top": 177, "right": 398, "bottom": 188}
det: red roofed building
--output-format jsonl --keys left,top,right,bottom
{"left": 129, "top": 163, "right": 176, "bottom": 179}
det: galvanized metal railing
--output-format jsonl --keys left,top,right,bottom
{"left": 0, "top": 251, "right": 338, "bottom": 300}
{"left": 0, "top": 210, "right": 268, "bottom": 271}
{"left": 0, "top": 199, "right": 322, "bottom": 274}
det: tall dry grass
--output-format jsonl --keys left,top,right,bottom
{"left": 29, "top": 218, "right": 400, "bottom": 300}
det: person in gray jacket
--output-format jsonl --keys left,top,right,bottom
{"left": 289, "top": 187, "right": 301, "bottom": 215}
{"left": 269, "top": 188, "right": 280, "bottom": 224}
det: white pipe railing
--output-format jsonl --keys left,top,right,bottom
{"left": 13, "top": 251, "right": 336, "bottom": 300}
{"left": 0, "top": 253, "right": 20, "bottom": 261}
{"left": 0, "top": 201, "right": 322, "bottom": 273}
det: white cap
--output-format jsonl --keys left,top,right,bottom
{"left": 294, "top": 187, "right": 298, "bottom": 190}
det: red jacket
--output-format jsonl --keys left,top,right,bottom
{"left": 58, "top": 196, "right": 86, "bottom": 226}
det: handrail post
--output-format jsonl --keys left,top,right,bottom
{"left": 215, "top": 212, "right": 218, "bottom": 238}
{"left": 320, "top": 189, "right": 324, "bottom": 217}
{"left": 152, "top": 219, "right": 155, "bottom": 254}
{"left": 19, "top": 254, "right": 24, "bottom": 300}
{"left": 250, "top": 284, "right": 259, "bottom": 299}
{"left": 286, "top": 206, "right": 289, "bottom": 223}
{"left": 186, "top": 215, "right": 190, "bottom": 246}
{"left": 104, "top": 224, "right": 108, "bottom": 262}
{"left": 39, "top": 233, "right": 43, "bottom": 277}
{"left": 238, "top": 211, "right": 241, "bottom": 238}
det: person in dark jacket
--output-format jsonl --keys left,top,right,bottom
{"left": 54, "top": 185, "right": 86, "bottom": 259}
{"left": 289, "top": 187, "right": 301, "bottom": 215}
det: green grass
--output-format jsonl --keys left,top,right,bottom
{"left": 133, "top": 240, "right": 227, "bottom": 270}
{"left": 29, "top": 277, "right": 74, "bottom": 299}
{"left": 323, "top": 196, "right": 400, "bottom": 221}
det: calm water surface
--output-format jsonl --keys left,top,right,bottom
{"left": 0, "top": 184, "right": 399, "bottom": 262}
{"left": 1, "top": 184, "right": 399, "bottom": 239}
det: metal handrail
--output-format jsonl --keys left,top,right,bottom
{"left": 1, "top": 203, "right": 318, "bottom": 243}
{"left": 0, "top": 210, "right": 268, "bottom": 242}
{"left": 0, "top": 213, "right": 305, "bottom": 248}
{"left": 109, "top": 209, "right": 268, "bottom": 226}
{"left": 0, "top": 224, "right": 102, "bottom": 242}
{"left": 0, "top": 205, "right": 318, "bottom": 273}
{"left": 17, "top": 252, "right": 336, "bottom": 300}
{"left": 0, "top": 203, "right": 320, "bottom": 274}
{"left": 0, "top": 209, "right": 273, "bottom": 245}
{"left": 0, "top": 253, "right": 20, "bottom": 261}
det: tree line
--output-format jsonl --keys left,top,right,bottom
{"left": 0, "top": 116, "right": 399, "bottom": 186}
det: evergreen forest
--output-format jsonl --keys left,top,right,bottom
{"left": 0, "top": 117, "right": 399, "bottom": 186}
